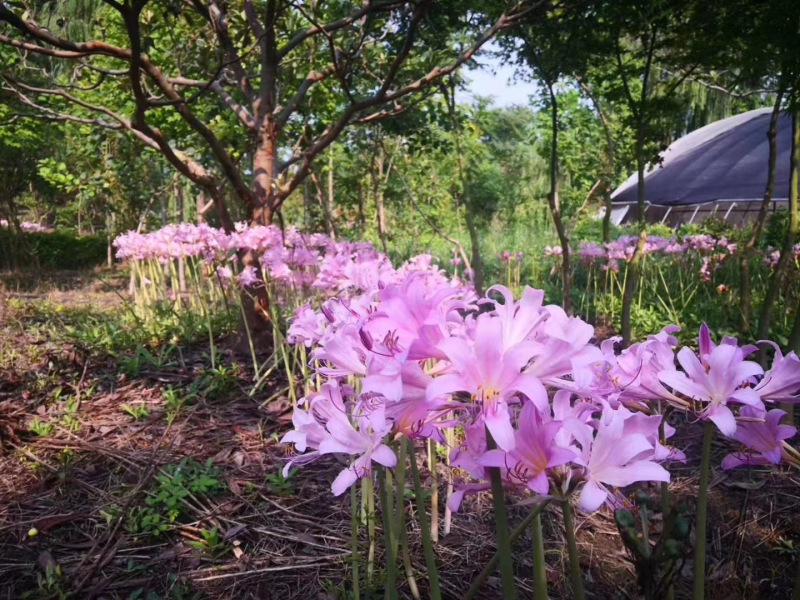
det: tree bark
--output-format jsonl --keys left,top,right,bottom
{"left": 740, "top": 90, "right": 784, "bottom": 334}
{"left": 578, "top": 78, "right": 615, "bottom": 243}
{"left": 373, "top": 145, "right": 389, "bottom": 253}
{"left": 758, "top": 112, "right": 800, "bottom": 357}
{"left": 312, "top": 168, "right": 336, "bottom": 240}
{"left": 547, "top": 83, "right": 571, "bottom": 314}
{"left": 326, "top": 148, "right": 337, "bottom": 240}
{"left": 621, "top": 128, "right": 648, "bottom": 347}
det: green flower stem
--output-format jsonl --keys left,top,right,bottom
{"left": 377, "top": 467, "right": 398, "bottom": 600}
{"left": 409, "top": 441, "right": 442, "bottom": 600}
{"left": 694, "top": 420, "right": 714, "bottom": 600}
{"left": 532, "top": 511, "right": 548, "bottom": 600}
{"left": 562, "top": 499, "right": 586, "bottom": 600}
{"left": 428, "top": 439, "right": 439, "bottom": 543}
{"left": 659, "top": 416, "right": 675, "bottom": 600}
{"left": 364, "top": 477, "right": 376, "bottom": 583}
{"left": 485, "top": 429, "right": 518, "bottom": 600}
{"left": 462, "top": 499, "right": 552, "bottom": 600}
{"left": 396, "top": 438, "right": 420, "bottom": 599}
{"left": 350, "top": 484, "right": 360, "bottom": 600}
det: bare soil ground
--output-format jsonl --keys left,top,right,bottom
{"left": 0, "top": 270, "right": 798, "bottom": 599}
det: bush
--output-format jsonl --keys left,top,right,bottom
{"left": 0, "top": 228, "right": 107, "bottom": 270}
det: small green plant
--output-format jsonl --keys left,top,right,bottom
{"left": 615, "top": 493, "right": 691, "bottom": 600}
{"left": 162, "top": 386, "right": 198, "bottom": 424}
{"left": 195, "top": 361, "right": 239, "bottom": 400}
{"left": 129, "top": 573, "right": 203, "bottom": 600}
{"left": 131, "top": 459, "right": 223, "bottom": 537}
{"left": 121, "top": 403, "right": 150, "bottom": 421}
{"left": 22, "top": 563, "right": 69, "bottom": 600}
{"left": 265, "top": 468, "right": 296, "bottom": 497}
{"left": 61, "top": 395, "right": 81, "bottom": 432}
{"left": 187, "top": 526, "right": 226, "bottom": 557}
{"left": 28, "top": 418, "right": 54, "bottom": 437}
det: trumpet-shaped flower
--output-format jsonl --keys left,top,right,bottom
{"left": 578, "top": 408, "right": 670, "bottom": 513}
{"left": 658, "top": 327, "right": 764, "bottom": 436}
{"left": 478, "top": 401, "right": 575, "bottom": 494}
{"left": 721, "top": 406, "right": 796, "bottom": 469}
{"left": 754, "top": 343, "right": 800, "bottom": 403}
{"left": 427, "top": 315, "right": 547, "bottom": 451}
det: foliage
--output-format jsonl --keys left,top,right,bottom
{"left": 0, "top": 229, "right": 107, "bottom": 270}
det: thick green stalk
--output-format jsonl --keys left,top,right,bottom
{"left": 693, "top": 421, "right": 714, "bottom": 600}
{"left": 364, "top": 477, "right": 377, "bottom": 583}
{"left": 409, "top": 442, "right": 442, "bottom": 600}
{"left": 659, "top": 417, "right": 675, "bottom": 600}
{"left": 562, "top": 500, "right": 586, "bottom": 600}
{"left": 396, "top": 439, "right": 420, "bottom": 599}
{"left": 378, "top": 467, "right": 398, "bottom": 600}
{"left": 351, "top": 484, "right": 361, "bottom": 600}
{"left": 485, "top": 429, "right": 518, "bottom": 599}
{"left": 428, "top": 439, "right": 439, "bottom": 543}
{"left": 462, "top": 500, "right": 551, "bottom": 600}
{"left": 532, "top": 512, "right": 548, "bottom": 600}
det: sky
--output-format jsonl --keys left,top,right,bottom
{"left": 456, "top": 46, "right": 541, "bottom": 108}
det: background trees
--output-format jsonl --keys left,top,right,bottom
{"left": 0, "top": 0, "right": 537, "bottom": 229}
{"left": 3, "top": 0, "right": 800, "bottom": 346}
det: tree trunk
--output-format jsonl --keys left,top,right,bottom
{"left": 312, "top": 169, "right": 336, "bottom": 240}
{"left": 601, "top": 181, "right": 613, "bottom": 244}
{"left": 177, "top": 182, "right": 186, "bottom": 294}
{"left": 357, "top": 180, "right": 366, "bottom": 236}
{"left": 578, "top": 78, "right": 615, "bottom": 243}
{"left": 326, "top": 149, "right": 337, "bottom": 240}
{"left": 758, "top": 112, "right": 799, "bottom": 361}
{"left": 373, "top": 148, "right": 389, "bottom": 253}
{"left": 547, "top": 84, "right": 571, "bottom": 314}
{"left": 621, "top": 128, "right": 647, "bottom": 347}
{"left": 303, "top": 178, "right": 313, "bottom": 228}
{"left": 740, "top": 91, "right": 784, "bottom": 334}
{"left": 465, "top": 193, "right": 484, "bottom": 295}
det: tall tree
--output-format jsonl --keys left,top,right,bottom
{"left": 0, "top": 0, "right": 537, "bottom": 231}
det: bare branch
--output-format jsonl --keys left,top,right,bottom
{"left": 0, "top": 33, "right": 89, "bottom": 58}
{"left": 279, "top": 1, "right": 405, "bottom": 59}
{"left": 275, "top": 66, "right": 336, "bottom": 128}
{"left": 206, "top": 0, "right": 254, "bottom": 99}
{"left": 278, "top": 3, "right": 534, "bottom": 203}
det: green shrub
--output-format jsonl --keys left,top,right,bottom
{"left": 0, "top": 229, "right": 107, "bottom": 270}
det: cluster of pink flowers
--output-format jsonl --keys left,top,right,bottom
{"left": 547, "top": 234, "right": 738, "bottom": 278}
{"left": 115, "top": 224, "right": 470, "bottom": 301}
{"left": 281, "top": 269, "right": 800, "bottom": 511}
{"left": 0, "top": 219, "right": 51, "bottom": 232}
{"left": 763, "top": 243, "right": 800, "bottom": 268}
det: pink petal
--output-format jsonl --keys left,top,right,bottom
{"left": 578, "top": 479, "right": 608, "bottom": 513}
{"left": 706, "top": 404, "right": 736, "bottom": 437}
{"left": 475, "top": 449, "right": 509, "bottom": 468}
{"left": 331, "top": 467, "right": 359, "bottom": 496}
{"left": 371, "top": 444, "right": 397, "bottom": 468}
{"left": 597, "top": 461, "right": 670, "bottom": 487}
{"left": 483, "top": 403, "right": 516, "bottom": 451}
{"left": 426, "top": 374, "right": 467, "bottom": 401}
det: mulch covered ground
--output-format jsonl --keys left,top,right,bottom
{"left": 0, "top": 271, "right": 798, "bottom": 599}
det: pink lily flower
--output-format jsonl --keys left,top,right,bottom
{"left": 721, "top": 406, "right": 796, "bottom": 469}
{"left": 754, "top": 343, "right": 800, "bottom": 403}
{"left": 478, "top": 401, "right": 576, "bottom": 494}
{"left": 578, "top": 408, "right": 670, "bottom": 513}
{"left": 658, "top": 326, "right": 764, "bottom": 436}
{"left": 427, "top": 315, "right": 547, "bottom": 451}
{"left": 316, "top": 395, "right": 397, "bottom": 496}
